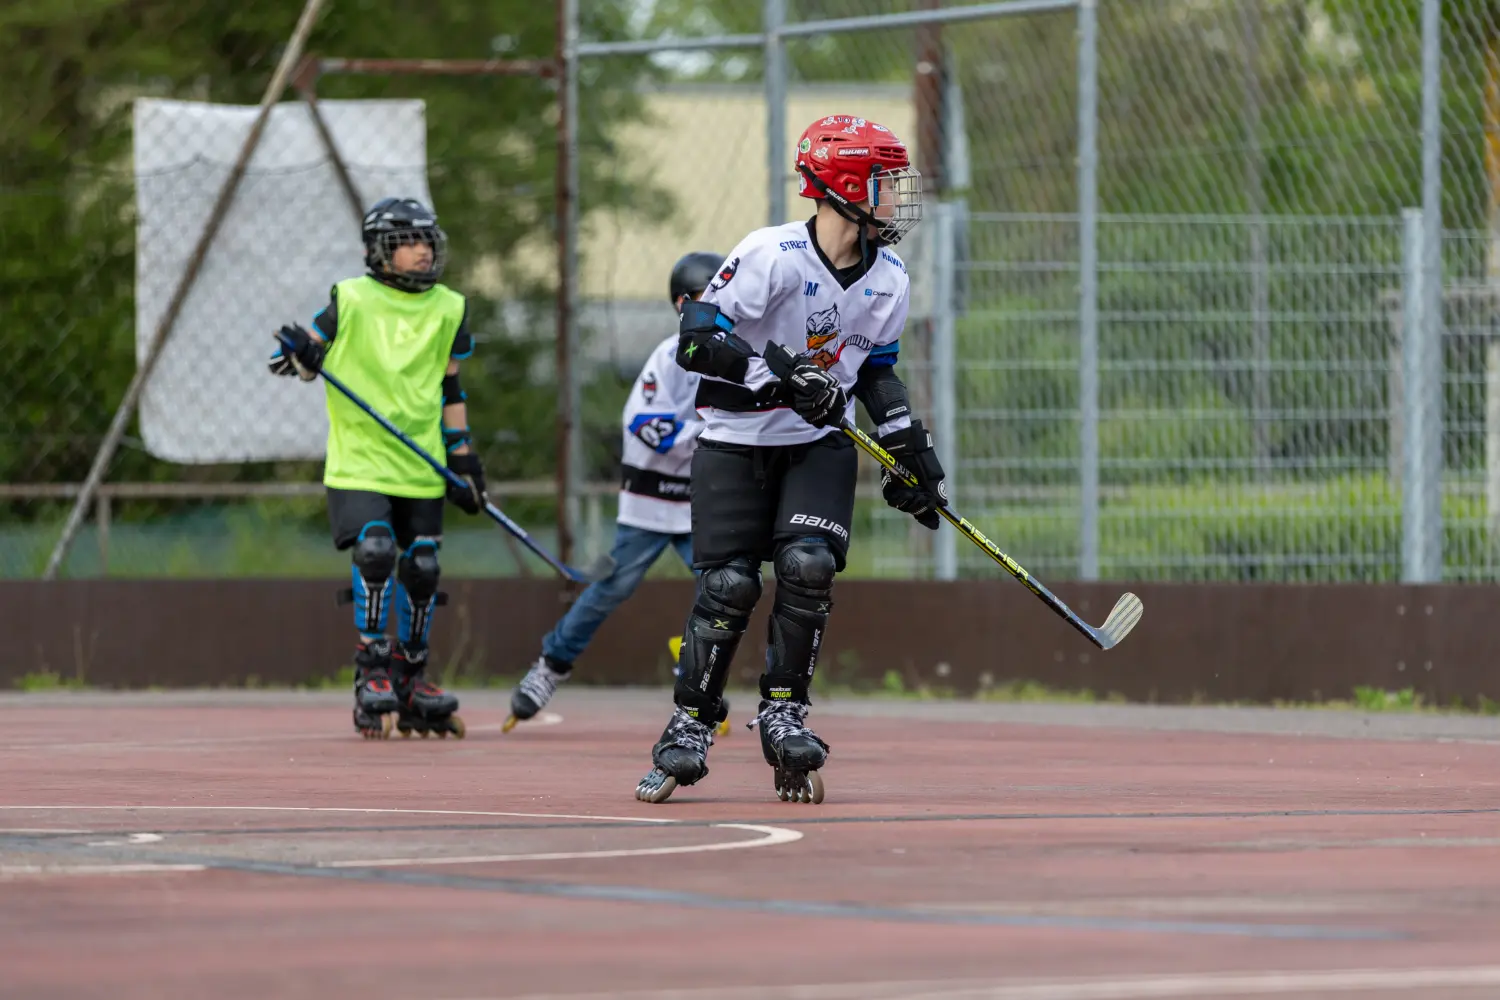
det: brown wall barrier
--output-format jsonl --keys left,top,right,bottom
{"left": 2, "top": 580, "right": 1497, "bottom": 705}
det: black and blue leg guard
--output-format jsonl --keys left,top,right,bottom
{"left": 350, "top": 521, "right": 397, "bottom": 641}
{"left": 395, "top": 538, "right": 441, "bottom": 652}
{"left": 673, "top": 556, "right": 762, "bottom": 723}
{"left": 763, "top": 537, "right": 836, "bottom": 705}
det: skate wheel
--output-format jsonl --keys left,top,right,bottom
{"left": 501, "top": 714, "right": 519, "bottom": 734}
{"left": 450, "top": 716, "right": 466, "bottom": 739}
{"left": 420, "top": 729, "right": 430, "bottom": 739}
{"left": 775, "top": 768, "right": 824, "bottom": 804}
{"left": 398, "top": 725, "right": 412, "bottom": 739}
{"left": 716, "top": 719, "right": 731, "bottom": 737}
{"left": 635, "top": 770, "right": 677, "bottom": 804}
{"left": 437, "top": 728, "right": 448, "bottom": 739}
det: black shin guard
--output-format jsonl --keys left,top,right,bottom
{"left": 396, "top": 539, "right": 440, "bottom": 650}
{"left": 673, "top": 558, "right": 761, "bottom": 718}
{"left": 764, "top": 537, "right": 836, "bottom": 703}
{"left": 762, "top": 585, "right": 830, "bottom": 704}
{"left": 350, "top": 522, "right": 397, "bottom": 637}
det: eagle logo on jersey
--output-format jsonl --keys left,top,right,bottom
{"left": 805, "top": 304, "right": 843, "bottom": 370}
{"left": 641, "top": 371, "right": 657, "bottom": 403}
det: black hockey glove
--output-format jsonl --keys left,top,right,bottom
{"left": 446, "top": 451, "right": 486, "bottom": 515}
{"left": 269, "top": 324, "right": 324, "bottom": 381}
{"left": 877, "top": 419, "right": 947, "bottom": 531}
{"left": 784, "top": 358, "right": 847, "bottom": 429}
{"left": 762, "top": 340, "right": 847, "bottom": 428}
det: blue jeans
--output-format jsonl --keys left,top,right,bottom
{"left": 541, "top": 523, "right": 695, "bottom": 665}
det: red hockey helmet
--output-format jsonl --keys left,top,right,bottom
{"left": 794, "top": 115, "right": 923, "bottom": 246}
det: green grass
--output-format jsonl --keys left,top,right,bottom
{"left": 14, "top": 669, "right": 91, "bottom": 692}
{"left": 10, "top": 666, "right": 1500, "bottom": 717}
{"left": 8, "top": 472, "right": 1498, "bottom": 582}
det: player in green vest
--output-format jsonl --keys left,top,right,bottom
{"left": 269, "top": 197, "right": 483, "bottom": 740}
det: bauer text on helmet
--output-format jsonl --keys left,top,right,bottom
{"left": 794, "top": 116, "right": 922, "bottom": 247}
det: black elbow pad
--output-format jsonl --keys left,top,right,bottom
{"left": 854, "top": 363, "right": 912, "bottom": 426}
{"left": 441, "top": 373, "right": 466, "bottom": 406}
{"left": 676, "top": 300, "right": 754, "bottom": 384}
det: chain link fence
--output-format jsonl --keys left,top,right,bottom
{"left": 3, "top": 1, "right": 646, "bottom": 578}
{"left": 12, "top": 0, "right": 1500, "bottom": 582}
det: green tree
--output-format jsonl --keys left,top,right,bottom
{"left": 0, "top": 0, "right": 663, "bottom": 500}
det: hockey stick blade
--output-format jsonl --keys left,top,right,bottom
{"left": 1092, "top": 592, "right": 1144, "bottom": 650}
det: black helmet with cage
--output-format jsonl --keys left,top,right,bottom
{"left": 362, "top": 197, "right": 448, "bottom": 293}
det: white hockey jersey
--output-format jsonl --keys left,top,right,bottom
{"left": 618, "top": 333, "right": 703, "bottom": 534}
{"left": 694, "top": 219, "right": 912, "bottom": 447}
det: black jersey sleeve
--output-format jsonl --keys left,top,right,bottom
{"left": 311, "top": 286, "right": 338, "bottom": 342}
{"left": 451, "top": 299, "right": 473, "bottom": 360}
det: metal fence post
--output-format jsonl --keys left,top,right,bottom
{"left": 556, "top": 0, "right": 583, "bottom": 566}
{"left": 1412, "top": 0, "right": 1443, "bottom": 582}
{"left": 1402, "top": 208, "right": 1441, "bottom": 583}
{"left": 932, "top": 202, "right": 958, "bottom": 580}
{"left": 1076, "top": 0, "right": 1100, "bottom": 581}
{"left": 765, "top": 0, "right": 787, "bottom": 227}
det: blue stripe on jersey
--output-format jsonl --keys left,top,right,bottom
{"left": 866, "top": 339, "right": 899, "bottom": 366}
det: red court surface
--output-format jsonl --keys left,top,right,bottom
{"left": 3, "top": 689, "right": 1500, "bottom": 999}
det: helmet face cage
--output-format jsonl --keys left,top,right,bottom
{"left": 869, "top": 165, "right": 924, "bottom": 246}
{"left": 799, "top": 162, "right": 925, "bottom": 248}
{"left": 368, "top": 224, "right": 448, "bottom": 293}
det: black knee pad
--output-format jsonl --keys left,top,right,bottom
{"left": 397, "top": 539, "right": 441, "bottom": 601}
{"left": 773, "top": 536, "right": 836, "bottom": 598}
{"left": 674, "top": 557, "right": 761, "bottom": 714}
{"left": 700, "top": 557, "right": 763, "bottom": 615}
{"left": 349, "top": 522, "right": 397, "bottom": 635}
{"left": 353, "top": 522, "right": 398, "bottom": 580}
{"left": 765, "top": 537, "right": 837, "bottom": 703}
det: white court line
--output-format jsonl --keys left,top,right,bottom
{"left": 485, "top": 966, "right": 1500, "bottom": 1000}
{"left": 0, "top": 863, "right": 205, "bottom": 878}
{"left": 0, "top": 804, "right": 671, "bottom": 824}
{"left": 0, "top": 828, "right": 88, "bottom": 835}
{"left": 319, "top": 823, "right": 802, "bottom": 868}
{"left": 0, "top": 806, "right": 801, "bottom": 875}
{"left": 87, "top": 833, "right": 164, "bottom": 847}
{"left": 0, "top": 713, "right": 563, "bottom": 753}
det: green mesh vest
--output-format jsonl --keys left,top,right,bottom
{"left": 321, "top": 275, "right": 466, "bottom": 498}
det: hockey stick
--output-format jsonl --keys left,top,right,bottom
{"left": 279, "top": 337, "right": 611, "bottom": 584}
{"left": 763, "top": 342, "right": 1142, "bottom": 650}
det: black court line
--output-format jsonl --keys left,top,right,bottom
{"left": 4, "top": 805, "right": 1500, "bottom": 841}
{"left": 0, "top": 835, "right": 1403, "bottom": 943}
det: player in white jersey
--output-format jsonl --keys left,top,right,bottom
{"left": 635, "top": 116, "right": 949, "bottom": 805}
{"left": 503, "top": 252, "right": 724, "bottom": 731}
